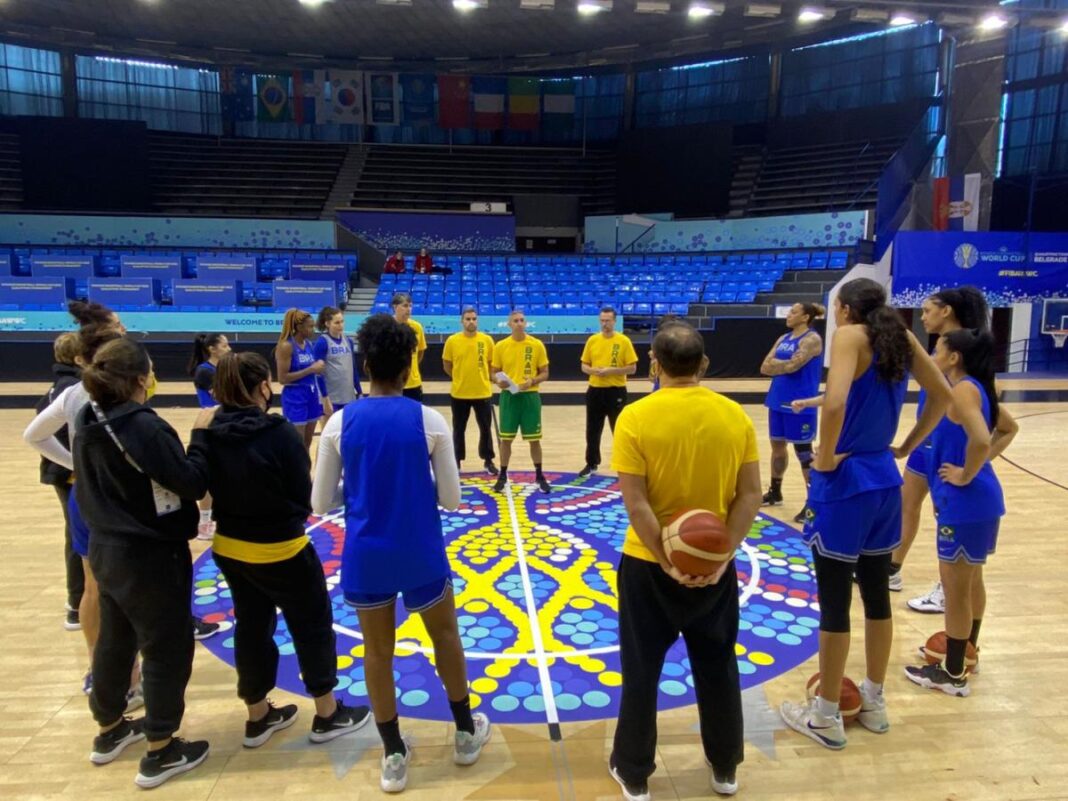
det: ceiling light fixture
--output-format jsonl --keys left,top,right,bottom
{"left": 851, "top": 8, "right": 889, "bottom": 22}
{"left": 519, "top": 0, "right": 555, "bottom": 8}
{"left": 577, "top": 0, "right": 611, "bottom": 14}
{"left": 978, "top": 13, "right": 1009, "bottom": 31}
{"left": 298, "top": 0, "right": 333, "bottom": 6}
{"left": 890, "top": 13, "right": 917, "bottom": 26}
{"left": 798, "top": 6, "right": 832, "bottom": 23}
{"left": 689, "top": 1, "right": 724, "bottom": 19}
{"left": 744, "top": 3, "right": 781, "bottom": 18}
{"left": 635, "top": 0, "right": 671, "bottom": 13}
{"left": 1060, "top": 18, "right": 1068, "bottom": 33}
{"left": 453, "top": 0, "right": 487, "bottom": 10}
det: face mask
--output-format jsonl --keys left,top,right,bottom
{"left": 145, "top": 372, "right": 158, "bottom": 400}
{"left": 263, "top": 386, "right": 274, "bottom": 412}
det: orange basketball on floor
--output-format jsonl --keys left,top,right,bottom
{"left": 661, "top": 509, "right": 732, "bottom": 576}
{"left": 805, "top": 673, "right": 862, "bottom": 724}
{"left": 922, "top": 631, "right": 978, "bottom": 673}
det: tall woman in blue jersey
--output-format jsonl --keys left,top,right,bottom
{"left": 894, "top": 286, "right": 989, "bottom": 606}
{"left": 780, "top": 278, "right": 951, "bottom": 751}
{"left": 312, "top": 315, "right": 491, "bottom": 793}
{"left": 188, "top": 333, "right": 231, "bottom": 540}
{"left": 275, "top": 309, "right": 325, "bottom": 452}
{"left": 760, "top": 302, "right": 825, "bottom": 523}
{"left": 905, "top": 329, "right": 1017, "bottom": 697}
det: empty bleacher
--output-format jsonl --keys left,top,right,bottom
{"left": 349, "top": 145, "right": 617, "bottom": 215}
{"left": 0, "top": 133, "right": 23, "bottom": 212}
{"left": 149, "top": 132, "right": 348, "bottom": 218}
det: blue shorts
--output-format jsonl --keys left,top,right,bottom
{"left": 69, "top": 489, "right": 89, "bottom": 558}
{"left": 768, "top": 408, "right": 817, "bottom": 444}
{"left": 344, "top": 575, "right": 453, "bottom": 614}
{"left": 281, "top": 384, "right": 323, "bottom": 425}
{"left": 936, "top": 518, "right": 1000, "bottom": 564}
{"left": 802, "top": 485, "right": 902, "bottom": 563}
{"left": 905, "top": 442, "right": 932, "bottom": 478}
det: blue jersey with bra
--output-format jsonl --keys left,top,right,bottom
{"left": 808, "top": 358, "right": 907, "bottom": 502}
{"left": 765, "top": 330, "right": 822, "bottom": 409}
{"left": 285, "top": 338, "right": 318, "bottom": 390}
{"left": 928, "top": 376, "right": 1005, "bottom": 524}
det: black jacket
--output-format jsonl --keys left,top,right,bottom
{"left": 201, "top": 406, "right": 311, "bottom": 543}
{"left": 35, "top": 363, "right": 81, "bottom": 486}
{"left": 73, "top": 401, "right": 208, "bottom": 546}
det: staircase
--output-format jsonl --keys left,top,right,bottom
{"left": 346, "top": 287, "right": 377, "bottom": 313}
{"left": 321, "top": 146, "right": 368, "bottom": 217}
{"left": 728, "top": 146, "right": 764, "bottom": 218}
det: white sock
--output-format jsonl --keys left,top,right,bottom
{"left": 861, "top": 678, "right": 883, "bottom": 698}
{"left": 200, "top": 509, "right": 212, "bottom": 523}
{"left": 816, "top": 695, "right": 839, "bottom": 718}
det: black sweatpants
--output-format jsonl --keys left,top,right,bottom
{"left": 402, "top": 386, "right": 424, "bottom": 403}
{"left": 613, "top": 555, "right": 744, "bottom": 785}
{"left": 89, "top": 540, "right": 194, "bottom": 743}
{"left": 451, "top": 397, "right": 495, "bottom": 464}
{"left": 213, "top": 544, "right": 337, "bottom": 704}
{"left": 54, "top": 483, "right": 84, "bottom": 609}
{"left": 585, "top": 386, "right": 627, "bottom": 468}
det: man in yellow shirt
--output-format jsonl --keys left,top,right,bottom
{"left": 443, "top": 307, "right": 498, "bottom": 476}
{"left": 608, "top": 321, "right": 763, "bottom": 800}
{"left": 490, "top": 309, "right": 550, "bottom": 494}
{"left": 580, "top": 306, "right": 638, "bottom": 477}
{"left": 391, "top": 292, "right": 426, "bottom": 402}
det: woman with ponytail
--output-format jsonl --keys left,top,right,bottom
{"left": 275, "top": 309, "right": 325, "bottom": 452}
{"left": 904, "top": 329, "right": 1017, "bottom": 697}
{"left": 312, "top": 306, "right": 363, "bottom": 419}
{"left": 781, "top": 278, "right": 952, "bottom": 751}
{"left": 895, "top": 286, "right": 990, "bottom": 610}
{"left": 187, "top": 333, "right": 231, "bottom": 540}
{"left": 197, "top": 352, "right": 370, "bottom": 747}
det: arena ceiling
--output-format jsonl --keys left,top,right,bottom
{"left": 0, "top": 0, "right": 1043, "bottom": 73}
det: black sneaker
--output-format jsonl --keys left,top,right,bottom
{"left": 761, "top": 489, "right": 783, "bottom": 507}
{"left": 536, "top": 475, "right": 551, "bottom": 493}
{"left": 309, "top": 699, "right": 371, "bottom": 743}
{"left": 243, "top": 702, "right": 299, "bottom": 748}
{"left": 483, "top": 460, "right": 499, "bottom": 476}
{"left": 90, "top": 717, "right": 145, "bottom": 765}
{"left": 492, "top": 474, "right": 507, "bottom": 493}
{"left": 793, "top": 508, "right": 807, "bottom": 524}
{"left": 608, "top": 755, "right": 650, "bottom": 801}
{"left": 65, "top": 606, "right": 82, "bottom": 632}
{"left": 578, "top": 464, "right": 597, "bottom": 478}
{"left": 193, "top": 617, "right": 220, "bottom": 640}
{"left": 134, "top": 737, "right": 210, "bottom": 789}
{"left": 904, "top": 662, "right": 970, "bottom": 697}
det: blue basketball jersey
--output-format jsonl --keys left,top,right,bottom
{"left": 929, "top": 376, "right": 1005, "bottom": 524}
{"left": 765, "top": 330, "right": 822, "bottom": 409}
{"left": 193, "top": 361, "right": 216, "bottom": 408}
{"left": 808, "top": 358, "right": 907, "bottom": 502}
{"left": 339, "top": 397, "right": 449, "bottom": 595}
{"left": 287, "top": 337, "right": 318, "bottom": 390}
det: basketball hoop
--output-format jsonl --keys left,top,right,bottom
{"left": 1053, "top": 331, "right": 1068, "bottom": 349}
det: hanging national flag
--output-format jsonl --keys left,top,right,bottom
{"left": 291, "top": 70, "right": 316, "bottom": 126}
{"left": 401, "top": 74, "right": 435, "bottom": 126}
{"left": 508, "top": 77, "right": 540, "bottom": 131}
{"left": 933, "top": 173, "right": 981, "bottom": 232}
{"left": 472, "top": 76, "right": 506, "bottom": 130}
{"left": 542, "top": 78, "right": 576, "bottom": 133}
{"left": 437, "top": 74, "right": 471, "bottom": 129}
{"left": 231, "top": 69, "right": 256, "bottom": 121}
{"left": 365, "top": 72, "right": 400, "bottom": 126}
{"left": 257, "top": 73, "right": 292, "bottom": 122}
{"left": 317, "top": 70, "right": 364, "bottom": 125}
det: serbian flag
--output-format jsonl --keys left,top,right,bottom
{"left": 508, "top": 78, "right": 540, "bottom": 131}
{"left": 437, "top": 75, "right": 470, "bottom": 129}
{"left": 472, "top": 76, "right": 506, "bottom": 130}
{"left": 933, "top": 173, "right": 980, "bottom": 231}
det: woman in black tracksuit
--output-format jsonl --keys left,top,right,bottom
{"left": 198, "top": 351, "right": 370, "bottom": 748}
{"left": 73, "top": 337, "right": 211, "bottom": 790}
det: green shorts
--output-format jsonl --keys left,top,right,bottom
{"left": 499, "top": 391, "right": 542, "bottom": 441}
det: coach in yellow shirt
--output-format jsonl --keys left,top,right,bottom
{"left": 491, "top": 309, "right": 550, "bottom": 494}
{"left": 608, "top": 321, "right": 762, "bottom": 800}
{"left": 443, "top": 306, "right": 498, "bottom": 475}
{"left": 391, "top": 291, "right": 426, "bottom": 402}
{"left": 579, "top": 306, "right": 638, "bottom": 477}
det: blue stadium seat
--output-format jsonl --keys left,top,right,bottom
{"left": 829, "top": 251, "right": 849, "bottom": 269}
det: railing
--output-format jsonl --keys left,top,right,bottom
{"left": 1005, "top": 334, "right": 1068, "bottom": 374}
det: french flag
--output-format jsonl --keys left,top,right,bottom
{"left": 933, "top": 174, "right": 980, "bottom": 231}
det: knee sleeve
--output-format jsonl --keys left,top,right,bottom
{"left": 813, "top": 551, "right": 853, "bottom": 633}
{"left": 855, "top": 553, "right": 892, "bottom": 620}
{"left": 793, "top": 442, "right": 814, "bottom": 468}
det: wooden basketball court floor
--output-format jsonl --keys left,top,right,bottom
{"left": 1, "top": 380, "right": 1066, "bottom": 801}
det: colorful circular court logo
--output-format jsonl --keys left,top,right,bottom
{"left": 192, "top": 474, "right": 819, "bottom": 724}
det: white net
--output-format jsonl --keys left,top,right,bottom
{"left": 1052, "top": 331, "right": 1067, "bottom": 349}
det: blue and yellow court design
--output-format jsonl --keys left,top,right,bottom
{"left": 192, "top": 473, "right": 819, "bottom": 726}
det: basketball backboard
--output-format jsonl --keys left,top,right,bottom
{"left": 1041, "top": 298, "right": 1068, "bottom": 347}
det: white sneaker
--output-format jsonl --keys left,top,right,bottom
{"left": 454, "top": 712, "right": 491, "bottom": 766}
{"left": 608, "top": 759, "right": 651, "bottom": 801}
{"left": 124, "top": 683, "right": 145, "bottom": 713}
{"left": 780, "top": 697, "right": 847, "bottom": 750}
{"left": 856, "top": 688, "right": 889, "bottom": 734}
{"left": 907, "top": 581, "right": 944, "bottom": 614}
{"left": 711, "top": 769, "right": 738, "bottom": 796}
{"left": 888, "top": 571, "right": 903, "bottom": 592}
{"left": 380, "top": 738, "right": 412, "bottom": 793}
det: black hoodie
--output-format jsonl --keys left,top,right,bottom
{"left": 73, "top": 401, "right": 209, "bottom": 546}
{"left": 35, "top": 363, "right": 82, "bottom": 486}
{"left": 200, "top": 406, "right": 311, "bottom": 543}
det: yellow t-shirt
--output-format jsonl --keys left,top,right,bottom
{"left": 443, "top": 331, "right": 494, "bottom": 400}
{"left": 491, "top": 335, "right": 549, "bottom": 393}
{"left": 581, "top": 332, "right": 639, "bottom": 388}
{"left": 611, "top": 386, "right": 759, "bottom": 563}
{"left": 404, "top": 318, "right": 427, "bottom": 389}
